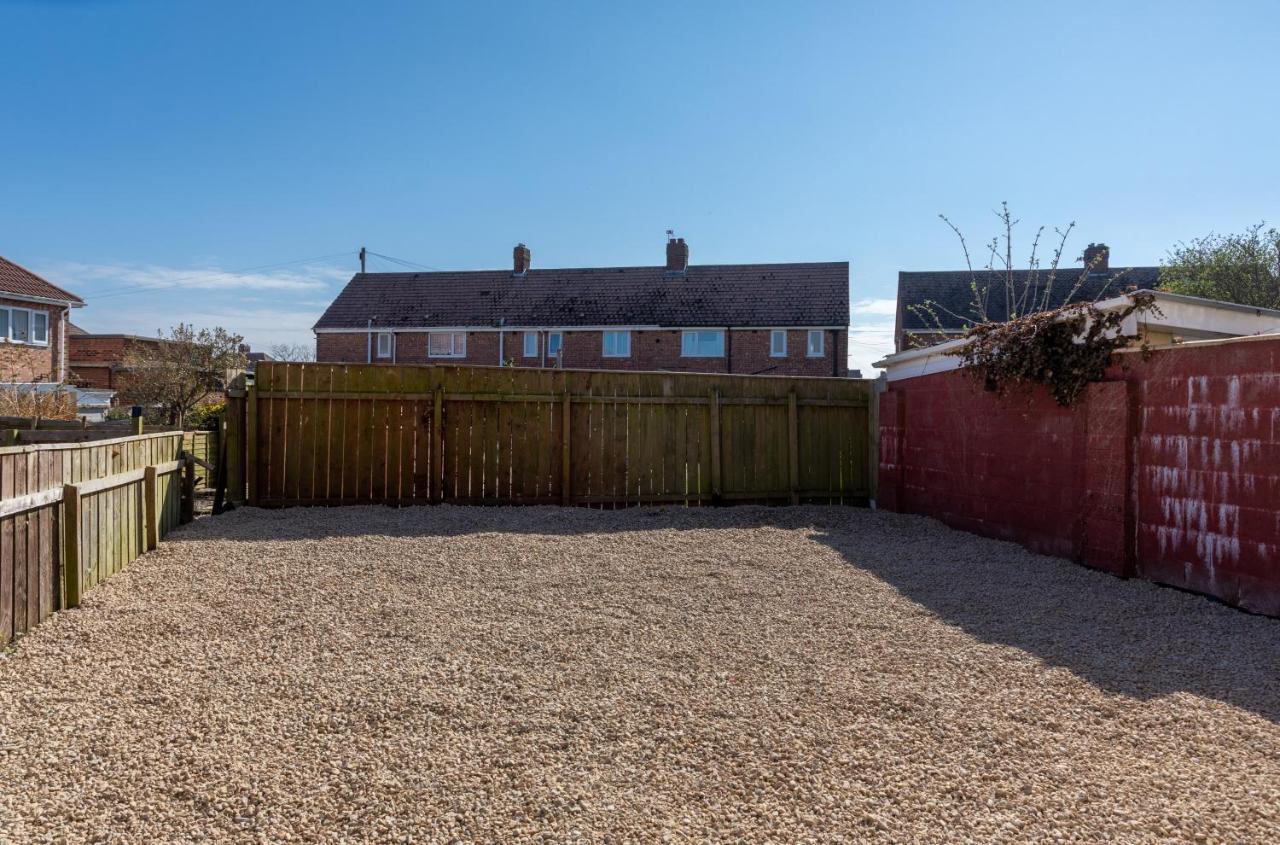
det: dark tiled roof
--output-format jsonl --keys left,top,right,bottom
{"left": 67, "top": 321, "right": 88, "bottom": 335}
{"left": 0, "top": 256, "right": 85, "bottom": 305}
{"left": 314, "top": 262, "right": 849, "bottom": 330}
{"left": 898, "top": 266, "right": 1160, "bottom": 333}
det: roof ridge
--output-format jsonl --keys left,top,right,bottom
{"left": 352, "top": 260, "right": 849, "bottom": 278}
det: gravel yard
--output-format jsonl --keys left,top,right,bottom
{"left": 2, "top": 505, "right": 1278, "bottom": 844}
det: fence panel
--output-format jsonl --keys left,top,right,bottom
{"left": 0, "top": 431, "right": 185, "bottom": 645}
{"left": 249, "top": 362, "right": 872, "bottom": 509}
{"left": 181, "top": 430, "right": 220, "bottom": 489}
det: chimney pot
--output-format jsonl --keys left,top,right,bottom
{"left": 665, "top": 235, "right": 689, "bottom": 275}
{"left": 1083, "top": 243, "right": 1109, "bottom": 273}
{"left": 513, "top": 243, "right": 530, "bottom": 276}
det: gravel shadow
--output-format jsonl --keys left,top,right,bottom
{"left": 179, "top": 504, "right": 1280, "bottom": 724}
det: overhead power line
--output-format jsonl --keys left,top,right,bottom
{"left": 365, "top": 251, "right": 443, "bottom": 272}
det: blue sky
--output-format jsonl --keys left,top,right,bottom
{"left": 2, "top": 0, "right": 1278, "bottom": 373}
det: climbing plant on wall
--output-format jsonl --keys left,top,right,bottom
{"left": 952, "top": 291, "right": 1159, "bottom": 406}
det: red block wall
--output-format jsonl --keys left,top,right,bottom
{"left": 879, "top": 336, "right": 1280, "bottom": 615}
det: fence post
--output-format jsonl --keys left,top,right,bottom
{"left": 180, "top": 457, "right": 195, "bottom": 524}
{"left": 245, "top": 381, "right": 258, "bottom": 506}
{"left": 62, "top": 484, "right": 82, "bottom": 608}
{"left": 132, "top": 416, "right": 144, "bottom": 436}
{"left": 708, "top": 388, "right": 722, "bottom": 503}
{"left": 787, "top": 391, "right": 800, "bottom": 505}
{"left": 432, "top": 386, "right": 444, "bottom": 503}
{"left": 561, "top": 392, "right": 572, "bottom": 505}
{"left": 143, "top": 465, "right": 158, "bottom": 550}
{"left": 212, "top": 418, "right": 228, "bottom": 515}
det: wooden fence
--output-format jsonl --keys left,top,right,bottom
{"left": 182, "top": 430, "right": 219, "bottom": 488}
{"left": 0, "top": 431, "right": 192, "bottom": 646}
{"left": 239, "top": 362, "right": 873, "bottom": 508}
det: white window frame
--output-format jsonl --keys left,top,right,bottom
{"left": 680, "top": 330, "right": 725, "bottom": 358}
{"left": 427, "top": 331, "right": 467, "bottom": 358}
{"left": 806, "top": 329, "right": 825, "bottom": 357}
{"left": 31, "top": 311, "right": 48, "bottom": 345}
{"left": 376, "top": 332, "right": 393, "bottom": 359}
{"left": 547, "top": 331, "right": 563, "bottom": 358}
{"left": 602, "top": 330, "right": 631, "bottom": 358}
{"left": 522, "top": 331, "right": 538, "bottom": 357}
{"left": 2, "top": 307, "right": 46, "bottom": 346}
{"left": 770, "top": 330, "right": 787, "bottom": 357}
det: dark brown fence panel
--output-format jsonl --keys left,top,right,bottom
{"left": 249, "top": 362, "right": 872, "bottom": 509}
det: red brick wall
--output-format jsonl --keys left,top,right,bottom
{"left": 68, "top": 336, "right": 163, "bottom": 391}
{"left": 318, "top": 328, "right": 846, "bottom": 377}
{"left": 0, "top": 299, "right": 67, "bottom": 383}
{"left": 878, "top": 337, "right": 1280, "bottom": 616}
{"left": 71, "top": 365, "right": 115, "bottom": 390}
{"left": 68, "top": 335, "right": 134, "bottom": 366}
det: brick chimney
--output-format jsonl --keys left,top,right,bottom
{"left": 665, "top": 236, "right": 688, "bottom": 275}
{"left": 513, "top": 243, "right": 530, "bottom": 276}
{"left": 1082, "top": 243, "right": 1109, "bottom": 273}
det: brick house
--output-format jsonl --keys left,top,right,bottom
{"left": 66, "top": 325, "right": 164, "bottom": 391}
{"left": 0, "top": 256, "right": 85, "bottom": 383}
{"left": 894, "top": 244, "right": 1161, "bottom": 351}
{"left": 314, "top": 238, "right": 850, "bottom": 377}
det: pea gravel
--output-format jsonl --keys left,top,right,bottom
{"left": 1, "top": 505, "right": 1278, "bottom": 844}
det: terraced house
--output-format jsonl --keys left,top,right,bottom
{"left": 314, "top": 237, "right": 850, "bottom": 376}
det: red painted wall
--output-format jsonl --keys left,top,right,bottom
{"left": 879, "top": 336, "right": 1280, "bottom": 615}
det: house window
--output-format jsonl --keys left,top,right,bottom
{"left": 11, "top": 309, "right": 30, "bottom": 344}
{"left": 602, "top": 330, "right": 631, "bottom": 358}
{"left": 680, "top": 330, "right": 724, "bottom": 357}
{"left": 770, "top": 330, "right": 787, "bottom": 357}
{"left": 428, "top": 331, "right": 466, "bottom": 358}
{"left": 547, "top": 332, "right": 563, "bottom": 358}
{"left": 0, "top": 307, "right": 48, "bottom": 346}
{"left": 523, "top": 331, "right": 538, "bottom": 357}
{"left": 806, "top": 330, "right": 825, "bottom": 357}
{"left": 376, "top": 332, "right": 393, "bottom": 359}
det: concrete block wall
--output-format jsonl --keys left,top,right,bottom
{"left": 878, "top": 336, "right": 1280, "bottom": 616}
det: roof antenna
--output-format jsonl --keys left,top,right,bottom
{"left": 666, "top": 229, "right": 674, "bottom": 241}
{"left": 359, "top": 246, "right": 367, "bottom": 273}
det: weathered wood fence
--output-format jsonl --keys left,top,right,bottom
{"left": 182, "top": 430, "right": 219, "bottom": 488}
{"left": 0, "top": 431, "right": 193, "bottom": 645}
{"left": 233, "top": 363, "right": 873, "bottom": 507}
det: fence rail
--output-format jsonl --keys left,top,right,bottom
{"left": 182, "top": 430, "right": 219, "bottom": 489}
{"left": 241, "top": 363, "right": 873, "bottom": 508}
{"left": 0, "top": 431, "right": 192, "bottom": 645}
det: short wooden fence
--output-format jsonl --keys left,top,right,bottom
{"left": 182, "top": 430, "right": 219, "bottom": 488}
{"left": 0, "top": 431, "right": 194, "bottom": 646}
{"left": 233, "top": 363, "right": 874, "bottom": 508}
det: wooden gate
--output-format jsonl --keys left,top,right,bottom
{"left": 239, "top": 363, "right": 873, "bottom": 508}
